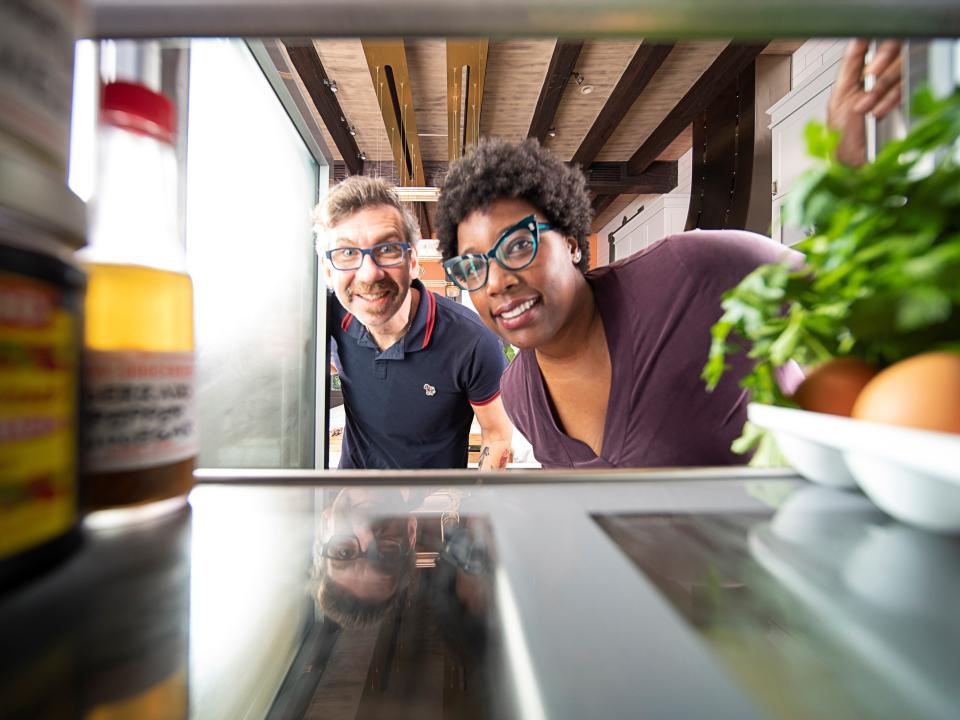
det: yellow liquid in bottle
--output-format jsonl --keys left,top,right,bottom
{"left": 83, "top": 263, "right": 196, "bottom": 509}
{"left": 85, "top": 263, "right": 194, "bottom": 351}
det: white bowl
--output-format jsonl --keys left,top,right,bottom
{"left": 748, "top": 403, "right": 960, "bottom": 533}
{"left": 770, "top": 431, "right": 858, "bottom": 488}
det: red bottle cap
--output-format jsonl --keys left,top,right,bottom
{"left": 101, "top": 81, "right": 176, "bottom": 145}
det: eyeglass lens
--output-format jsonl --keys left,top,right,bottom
{"left": 329, "top": 243, "right": 406, "bottom": 269}
{"left": 448, "top": 226, "right": 538, "bottom": 290}
{"left": 324, "top": 536, "right": 404, "bottom": 563}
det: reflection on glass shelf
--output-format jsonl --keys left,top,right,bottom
{"left": 0, "top": 484, "right": 517, "bottom": 720}
{"left": 595, "top": 488, "right": 960, "bottom": 720}
{"left": 269, "top": 487, "right": 509, "bottom": 720}
{"left": 189, "top": 485, "right": 316, "bottom": 720}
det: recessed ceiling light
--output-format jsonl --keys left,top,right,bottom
{"left": 547, "top": 128, "right": 557, "bottom": 138}
{"left": 325, "top": 78, "right": 339, "bottom": 93}
{"left": 348, "top": 125, "right": 357, "bottom": 136}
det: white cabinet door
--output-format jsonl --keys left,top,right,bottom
{"left": 772, "top": 83, "right": 832, "bottom": 206}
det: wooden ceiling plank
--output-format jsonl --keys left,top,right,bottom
{"left": 528, "top": 41, "right": 584, "bottom": 143}
{"left": 283, "top": 39, "right": 363, "bottom": 175}
{"left": 405, "top": 39, "right": 449, "bottom": 164}
{"left": 361, "top": 39, "right": 426, "bottom": 186}
{"left": 447, "top": 40, "right": 489, "bottom": 163}
{"left": 480, "top": 40, "right": 557, "bottom": 143}
{"left": 626, "top": 43, "right": 766, "bottom": 176}
{"left": 571, "top": 42, "right": 674, "bottom": 169}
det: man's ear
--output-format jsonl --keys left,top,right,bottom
{"left": 407, "top": 243, "right": 420, "bottom": 276}
{"left": 407, "top": 516, "right": 418, "bottom": 549}
{"left": 319, "top": 233, "right": 335, "bottom": 284}
{"left": 318, "top": 505, "right": 333, "bottom": 544}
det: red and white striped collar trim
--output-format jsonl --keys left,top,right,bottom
{"left": 419, "top": 286, "right": 437, "bottom": 350}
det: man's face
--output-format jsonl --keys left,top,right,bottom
{"left": 323, "top": 204, "right": 419, "bottom": 329}
{"left": 321, "top": 489, "right": 417, "bottom": 602}
{"left": 456, "top": 198, "right": 582, "bottom": 349}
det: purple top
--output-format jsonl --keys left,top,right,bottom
{"left": 500, "top": 230, "right": 803, "bottom": 469}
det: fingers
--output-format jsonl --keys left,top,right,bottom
{"left": 872, "top": 83, "right": 903, "bottom": 119}
{"left": 863, "top": 39, "right": 903, "bottom": 76}
{"left": 855, "top": 51, "right": 903, "bottom": 114}
{"left": 836, "top": 38, "right": 871, "bottom": 93}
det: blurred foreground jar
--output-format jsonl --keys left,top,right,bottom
{"left": 0, "top": 0, "right": 83, "bottom": 176}
{"left": 80, "top": 82, "right": 197, "bottom": 511}
{"left": 0, "top": 153, "right": 86, "bottom": 591}
{"left": 0, "top": 505, "right": 191, "bottom": 719}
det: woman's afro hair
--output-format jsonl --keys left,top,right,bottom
{"left": 435, "top": 138, "right": 593, "bottom": 272}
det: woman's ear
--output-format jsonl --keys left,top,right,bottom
{"left": 569, "top": 237, "right": 582, "bottom": 264}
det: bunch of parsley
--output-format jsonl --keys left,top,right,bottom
{"left": 702, "top": 88, "right": 960, "bottom": 454}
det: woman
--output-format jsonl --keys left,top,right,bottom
{"left": 434, "top": 40, "right": 901, "bottom": 469}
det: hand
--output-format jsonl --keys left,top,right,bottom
{"left": 828, "top": 39, "right": 903, "bottom": 166}
{"left": 476, "top": 444, "right": 511, "bottom": 471}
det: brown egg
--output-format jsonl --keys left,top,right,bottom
{"left": 792, "top": 357, "right": 878, "bottom": 416}
{"left": 852, "top": 352, "right": 960, "bottom": 434}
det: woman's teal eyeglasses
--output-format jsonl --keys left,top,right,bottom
{"left": 443, "top": 214, "right": 553, "bottom": 292}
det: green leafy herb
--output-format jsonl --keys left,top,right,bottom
{"left": 703, "top": 88, "right": 960, "bottom": 453}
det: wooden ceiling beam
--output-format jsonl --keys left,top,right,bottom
{"left": 527, "top": 41, "right": 584, "bottom": 143}
{"left": 570, "top": 42, "right": 675, "bottom": 169}
{"left": 626, "top": 42, "right": 766, "bottom": 176}
{"left": 447, "top": 40, "right": 489, "bottom": 163}
{"left": 361, "top": 40, "right": 426, "bottom": 186}
{"left": 415, "top": 201, "right": 433, "bottom": 239}
{"left": 584, "top": 160, "right": 677, "bottom": 195}
{"left": 283, "top": 39, "right": 363, "bottom": 176}
{"left": 591, "top": 194, "right": 617, "bottom": 219}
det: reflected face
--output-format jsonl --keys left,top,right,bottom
{"left": 323, "top": 205, "right": 419, "bottom": 329}
{"left": 456, "top": 198, "right": 582, "bottom": 349}
{"left": 321, "top": 489, "right": 418, "bottom": 602}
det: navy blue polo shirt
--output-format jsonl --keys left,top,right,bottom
{"left": 329, "top": 279, "right": 507, "bottom": 469}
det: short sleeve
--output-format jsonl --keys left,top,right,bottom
{"left": 463, "top": 331, "right": 508, "bottom": 406}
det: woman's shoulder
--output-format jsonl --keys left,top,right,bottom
{"left": 664, "top": 229, "right": 801, "bottom": 272}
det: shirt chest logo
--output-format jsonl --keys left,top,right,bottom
{"left": 423, "top": 383, "right": 436, "bottom": 397}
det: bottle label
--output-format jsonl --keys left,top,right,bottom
{"left": 84, "top": 350, "right": 199, "bottom": 472}
{"left": 0, "top": 272, "right": 78, "bottom": 561}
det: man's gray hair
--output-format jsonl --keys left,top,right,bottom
{"left": 313, "top": 175, "right": 421, "bottom": 253}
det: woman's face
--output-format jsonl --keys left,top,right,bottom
{"left": 455, "top": 198, "right": 583, "bottom": 350}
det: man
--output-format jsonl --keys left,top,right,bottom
{"left": 313, "top": 487, "right": 418, "bottom": 629}
{"left": 315, "top": 176, "right": 514, "bottom": 469}
{"left": 434, "top": 40, "right": 900, "bottom": 469}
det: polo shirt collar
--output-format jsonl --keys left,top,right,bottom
{"left": 402, "top": 279, "right": 437, "bottom": 354}
{"left": 338, "top": 279, "right": 437, "bottom": 359}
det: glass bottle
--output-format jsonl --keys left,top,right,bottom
{"left": 80, "top": 81, "right": 197, "bottom": 512}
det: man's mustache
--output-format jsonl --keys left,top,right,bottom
{"left": 347, "top": 278, "right": 399, "bottom": 299}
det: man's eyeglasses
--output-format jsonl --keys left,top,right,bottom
{"left": 443, "top": 214, "right": 552, "bottom": 292}
{"left": 320, "top": 534, "right": 409, "bottom": 572}
{"left": 325, "top": 241, "right": 410, "bottom": 271}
